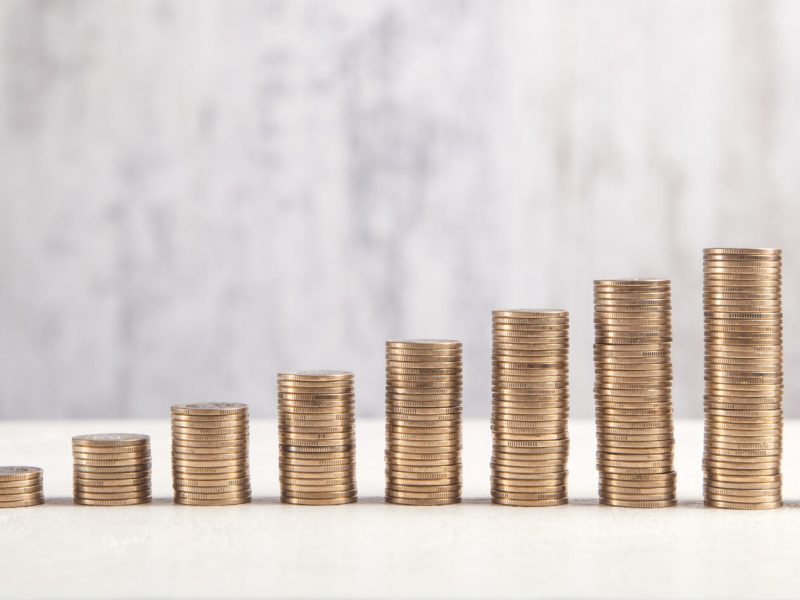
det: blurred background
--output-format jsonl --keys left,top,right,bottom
{"left": 0, "top": 0, "right": 798, "bottom": 419}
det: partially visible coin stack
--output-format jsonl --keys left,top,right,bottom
{"left": 278, "top": 371, "right": 357, "bottom": 505}
{"left": 73, "top": 434, "right": 151, "bottom": 506}
{"left": 491, "top": 309, "right": 569, "bottom": 507}
{"left": 171, "top": 403, "right": 251, "bottom": 506}
{"left": 385, "top": 339, "right": 462, "bottom": 506}
{"left": 0, "top": 467, "right": 44, "bottom": 508}
{"left": 703, "top": 248, "right": 783, "bottom": 510}
{"left": 594, "top": 279, "right": 677, "bottom": 508}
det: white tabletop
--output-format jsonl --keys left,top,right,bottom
{"left": 0, "top": 418, "right": 798, "bottom": 600}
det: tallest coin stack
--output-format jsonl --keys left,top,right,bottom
{"left": 703, "top": 248, "right": 783, "bottom": 510}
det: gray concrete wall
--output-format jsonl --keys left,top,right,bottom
{"left": 1, "top": 0, "right": 798, "bottom": 418}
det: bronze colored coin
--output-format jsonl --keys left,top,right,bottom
{"left": 0, "top": 497, "right": 44, "bottom": 508}
{"left": 0, "top": 477, "right": 45, "bottom": 489}
{"left": 172, "top": 452, "right": 249, "bottom": 463}
{"left": 281, "top": 496, "right": 356, "bottom": 506}
{"left": 386, "top": 339, "right": 461, "bottom": 349}
{"left": 70, "top": 444, "right": 151, "bottom": 455}
{"left": 491, "top": 497, "right": 568, "bottom": 507}
{"left": 279, "top": 448, "right": 355, "bottom": 466}
{"left": 74, "top": 490, "right": 152, "bottom": 501}
{"left": 72, "top": 477, "right": 151, "bottom": 491}
{"left": 175, "top": 490, "right": 252, "bottom": 501}
{"left": 74, "top": 483, "right": 151, "bottom": 494}
{"left": 172, "top": 433, "right": 249, "bottom": 443}
{"left": 0, "top": 467, "right": 42, "bottom": 482}
{"left": 282, "top": 489, "right": 358, "bottom": 500}
{"left": 600, "top": 479, "right": 674, "bottom": 490}
{"left": 174, "top": 471, "right": 250, "bottom": 481}
{"left": 72, "top": 451, "right": 151, "bottom": 463}
{"left": 386, "top": 497, "right": 459, "bottom": 506}
{"left": 280, "top": 482, "right": 356, "bottom": 493}
{"left": 172, "top": 420, "right": 250, "bottom": 431}
{"left": 170, "top": 412, "right": 248, "bottom": 423}
{"left": 173, "top": 465, "right": 250, "bottom": 475}
{"left": 0, "top": 484, "right": 43, "bottom": 496}
{"left": 599, "top": 465, "right": 674, "bottom": 475}
{"left": 72, "top": 457, "right": 151, "bottom": 468}
{"left": 171, "top": 438, "right": 249, "bottom": 449}
{"left": 704, "top": 490, "right": 781, "bottom": 503}
{"left": 386, "top": 489, "right": 461, "bottom": 501}
{"left": 706, "top": 475, "right": 780, "bottom": 486}
{"left": 387, "top": 468, "right": 460, "bottom": 480}
{"left": 600, "top": 496, "right": 676, "bottom": 506}
{"left": 278, "top": 370, "right": 352, "bottom": 380}
{"left": 174, "top": 496, "right": 251, "bottom": 506}
{"left": 600, "top": 485, "right": 675, "bottom": 497}
{"left": 704, "top": 484, "right": 781, "bottom": 497}
{"left": 704, "top": 499, "right": 782, "bottom": 510}
{"left": 75, "top": 497, "right": 150, "bottom": 506}
{"left": 72, "top": 434, "right": 149, "bottom": 447}
{"left": 171, "top": 403, "right": 248, "bottom": 416}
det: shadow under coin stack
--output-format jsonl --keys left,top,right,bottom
{"left": 491, "top": 309, "right": 570, "bottom": 507}
{"left": 594, "top": 279, "right": 677, "bottom": 508}
{"left": 385, "top": 339, "right": 462, "bottom": 506}
{"left": 72, "top": 434, "right": 151, "bottom": 506}
{"left": 703, "top": 248, "right": 783, "bottom": 510}
{"left": 171, "top": 403, "right": 251, "bottom": 506}
{"left": 278, "top": 371, "right": 357, "bottom": 505}
{"left": 0, "top": 467, "right": 44, "bottom": 508}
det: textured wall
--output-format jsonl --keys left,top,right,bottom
{"left": 1, "top": 0, "right": 798, "bottom": 418}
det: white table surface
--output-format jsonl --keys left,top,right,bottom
{"left": 0, "top": 418, "right": 799, "bottom": 600}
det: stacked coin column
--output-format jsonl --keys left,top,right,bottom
{"left": 491, "top": 309, "right": 569, "bottom": 507}
{"left": 385, "top": 340, "right": 462, "bottom": 506}
{"left": 0, "top": 467, "right": 44, "bottom": 508}
{"left": 594, "top": 279, "right": 677, "bottom": 508}
{"left": 278, "top": 371, "right": 357, "bottom": 505}
{"left": 72, "top": 434, "right": 151, "bottom": 506}
{"left": 703, "top": 248, "right": 783, "bottom": 510}
{"left": 171, "top": 403, "right": 251, "bottom": 506}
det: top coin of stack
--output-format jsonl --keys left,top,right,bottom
{"left": 703, "top": 248, "right": 783, "bottom": 510}
{"left": 594, "top": 279, "right": 677, "bottom": 508}
{"left": 0, "top": 466, "right": 44, "bottom": 509}
{"left": 73, "top": 434, "right": 151, "bottom": 506}
{"left": 171, "top": 403, "right": 251, "bottom": 506}
{"left": 278, "top": 370, "right": 357, "bottom": 505}
{"left": 491, "top": 309, "right": 569, "bottom": 507}
{"left": 385, "top": 339, "right": 462, "bottom": 506}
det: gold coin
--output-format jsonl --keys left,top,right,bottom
{"left": 0, "top": 497, "right": 44, "bottom": 508}
{"left": 0, "top": 467, "right": 43, "bottom": 482}
{"left": 171, "top": 403, "right": 248, "bottom": 416}
{"left": 600, "top": 498, "right": 676, "bottom": 508}
{"left": 174, "top": 496, "right": 251, "bottom": 506}
{"left": 278, "top": 370, "right": 353, "bottom": 381}
{"left": 72, "top": 434, "right": 149, "bottom": 447}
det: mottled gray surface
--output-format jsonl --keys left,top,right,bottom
{"left": 0, "top": 0, "right": 798, "bottom": 419}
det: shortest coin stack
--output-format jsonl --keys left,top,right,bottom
{"left": 73, "top": 434, "right": 151, "bottom": 506}
{"left": 0, "top": 467, "right": 44, "bottom": 508}
{"left": 171, "top": 403, "right": 252, "bottom": 506}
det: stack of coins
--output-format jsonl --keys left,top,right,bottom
{"left": 278, "top": 371, "right": 357, "bottom": 505}
{"left": 0, "top": 467, "right": 44, "bottom": 508}
{"left": 73, "top": 434, "right": 151, "bottom": 506}
{"left": 171, "top": 403, "right": 251, "bottom": 506}
{"left": 594, "top": 279, "right": 677, "bottom": 508}
{"left": 703, "top": 248, "right": 783, "bottom": 510}
{"left": 491, "top": 309, "right": 569, "bottom": 507}
{"left": 385, "top": 339, "right": 462, "bottom": 506}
